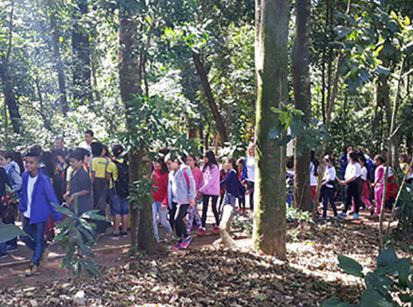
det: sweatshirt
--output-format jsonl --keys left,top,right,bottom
{"left": 167, "top": 165, "right": 196, "bottom": 206}
{"left": 151, "top": 169, "right": 168, "bottom": 205}
{"left": 220, "top": 169, "right": 243, "bottom": 198}
{"left": 199, "top": 164, "right": 220, "bottom": 196}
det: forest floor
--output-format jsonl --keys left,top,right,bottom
{"left": 0, "top": 209, "right": 412, "bottom": 306}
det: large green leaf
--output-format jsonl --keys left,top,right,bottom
{"left": 360, "top": 289, "right": 394, "bottom": 307}
{"left": 377, "top": 248, "right": 398, "bottom": 268}
{"left": 0, "top": 221, "right": 26, "bottom": 243}
{"left": 338, "top": 255, "right": 363, "bottom": 277}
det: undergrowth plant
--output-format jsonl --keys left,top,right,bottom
{"left": 53, "top": 199, "right": 106, "bottom": 278}
{"left": 324, "top": 247, "right": 413, "bottom": 306}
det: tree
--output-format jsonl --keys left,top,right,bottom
{"left": 118, "top": 0, "right": 158, "bottom": 255}
{"left": 0, "top": 0, "right": 21, "bottom": 134}
{"left": 253, "top": 0, "right": 289, "bottom": 258}
{"left": 72, "top": 0, "right": 92, "bottom": 105}
{"left": 292, "top": 0, "right": 312, "bottom": 211}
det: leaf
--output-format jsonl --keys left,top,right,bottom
{"left": 0, "top": 221, "right": 26, "bottom": 243}
{"left": 59, "top": 36, "right": 64, "bottom": 44}
{"left": 377, "top": 248, "right": 398, "bottom": 268}
{"left": 375, "top": 65, "right": 391, "bottom": 76}
{"left": 360, "top": 289, "right": 394, "bottom": 307}
{"left": 338, "top": 255, "right": 363, "bottom": 277}
{"left": 397, "top": 258, "right": 411, "bottom": 287}
{"left": 81, "top": 210, "right": 107, "bottom": 221}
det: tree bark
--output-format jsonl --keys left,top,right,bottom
{"left": 72, "top": 0, "right": 93, "bottom": 105}
{"left": 292, "top": 0, "right": 312, "bottom": 211}
{"left": 119, "top": 3, "right": 158, "bottom": 255}
{"left": 50, "top": 13, "right": 68, "bottom": 114}
{"left": 192, "top": 51, "right": 228, "bottom": 143}
{"left": 0, "top": 0, "right": 21, "bottom": 134}
{"left": 253, "top": 0, "right": 289, "bottom": 259}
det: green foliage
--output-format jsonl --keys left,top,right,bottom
{"left": 128, "top": 178, "right": 154, "bottom": 210}
{"left": 286, "top": 207, "right": 314, "bottom": 224}
{"left": 397, "top": 181, "right": 413, "bottom": 234}
{"left": 0, "top": 220, "right": 26, "bottom": 243}
{"left": 53, "top": 200, "right": 106, "bottom": 278}
{"left": 324, "top": 247, "right": 413, "bottom": 306}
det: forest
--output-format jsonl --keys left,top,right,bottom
{"left": 0, "top": 0, "right": 413, "bottom": 306}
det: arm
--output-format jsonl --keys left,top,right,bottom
{"left": 44, "top": 177, "right": 62, "bottom": 221}
{"left": 9, "top": 171, "right": 22, "bottom": 192}
{"left": 184, "top": 168, "right": 196, "bottom": 205}
{"left": 161, "top": 173, "right": 169, "bottom": 206}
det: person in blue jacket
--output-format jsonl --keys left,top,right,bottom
{"left": 19, "top": 151, "right": 61, "bottom": 277}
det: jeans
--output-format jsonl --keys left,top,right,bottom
{"left": 321, "top": 186, "right": 337, "bottom": 218}
{"left": 21, "top": 217, "right": 46, "bottom": 266}
{"left": 286, "top": 194, "right": 293, "bottom": 208}
{"left": 152, "top": 202, "right": 172, "bottom": 241}
{"left": 169, "top": 202, "right": 177, "bottom": 231}
{"left": 110, "top": 189, "right": 129, "bottom": 215}
{"left": 174, "top": 204, "right": 189, "bottom": 239}
{"left": 202, "top": 195, "right": 219, "bottom": 227}
{"left": 246, "top": 181, "right": 254, "bottom": 211}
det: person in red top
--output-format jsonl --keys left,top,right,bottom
{"left": 151, "top": 158, "right": 173, "bottom": 242}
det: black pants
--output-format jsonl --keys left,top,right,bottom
{"left": 202, "top": 195, "right": 219, "bottom": 227}
{"left": 343, "top": 180, "right": 362, "bottom": 214}
{"left": 169, "top": 202, "right": 177, "bottom": 231}
{"left": 175, "top": 204, "right": 189, "bottom": 239}
{"left": 247, "top": 181, "right": 254, "bottom": 211}
{"left": 321, "top": 186, "right": 337, "bottom": 218}
{"left": 238, "top": 194, "right": 246, "bottom": 210}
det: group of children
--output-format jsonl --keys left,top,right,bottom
{"left": 1, "top": 134, "right": 411, "bottom": 275}
{"left": 0, "top": 130, "right": 130, "bottom": 276}
{"left": 286, "top": 146, "right": 411, "bottom": 221}
{"left": 150, "top": 146, "right": 256, "bottom": 250}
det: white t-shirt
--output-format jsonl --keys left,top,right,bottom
{"left": 345, "top": 162, "right": 361, "bottom": 181}
{"left": 323, "top": 166, "right": 336, "bottom": 188}
{"left": 360, "top": 166, "right": 368, "bottom": 181}
{"left": 24, "top": 175, "right": 38, "bottom": 218}
{"left": 246, "top": 156, "right": 255, "bottom": 182}
{"left": 310, "top": 162, "right": 318, "bottom": 186}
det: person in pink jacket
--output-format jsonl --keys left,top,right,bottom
{"left": 372, "top": 154, "right": 386, "bottom": 215}
{"left": 198, "top": 150, "right": 220, "bottom": 235}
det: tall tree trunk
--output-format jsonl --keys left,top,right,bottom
{"left": 0, "top": 0, "right": 20, "bottom": 134}
{"left": 72, "top": 0, "right": 93, "bottom": 105}
{"left": 253, "top": 0, "right": 289, "bottom": 259}
{"left": 292, "top": 0, "right": 312, "bottom": 211}
{"left": 192, "top": 52, "right": 228, "bottom": 143}
{"left": 118, "top": 3, "right": 158, "bottom": 254}
{"left": 50, "top": 14, "right": 68, "bottom": 114}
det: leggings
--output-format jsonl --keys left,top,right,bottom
{"left": 343, "top": 180, "right": 362, "bottom": 214}
{"left": 201, "top": 195, "right": 219, "bottom": 227}
{"left": 174, "top": 204, "right": 189, "bottom": 239}
{"left": 169, "top": 202, "right": 177, "bottom": 231}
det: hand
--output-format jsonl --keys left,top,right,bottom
{"left": 338, "top": 180, "right": 345, "bottom": 186}
{"left": 189, "top": 199, "right": 195, "bottom": 207}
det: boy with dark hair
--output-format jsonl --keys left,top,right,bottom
{"left": 19, "top": 151, "right": 61, "bottom": 276}
{"left": 79, "top": 130, "right": 94, "bottom": 154}
{"left": 65, "top": 149, "right": 93, "bottom": 216}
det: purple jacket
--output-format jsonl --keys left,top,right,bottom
{"left": 199, "top": 164, "right": 220, "bottom": 196}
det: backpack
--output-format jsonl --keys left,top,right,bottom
{"left": 114, "top": 159, "right": 129, "bottom": 197}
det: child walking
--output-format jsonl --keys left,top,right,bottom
{"left": 165, "top": 154, "right": 196, "bottom": 250}
{"left": 219, "top": 158, "right": 243, "bottom": 247}
{"left": 151, "top": 157, "right": 173, "bottom": 242}
{"left": 185, "top": 154, "right": 203, "bottom": 234}
{"left": 320, "top": 155, "right": 337, "bottom": 220}
{"left": 236, "top": 158, "right": 246, "bottom": 215}
{"left": 338, "top": 152, "right": 363, "bottom": 219}
{"left": 372, "top": 155, "right": 386, "bottom": 215}
{"left": 65, "top": 149, "right": 93, "bottom": 216}
{"left": 19, "top": 151, "right": 61, "bottom": 276}
{"left": 198, "top": 150, "right": 220, "bottom": 235}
